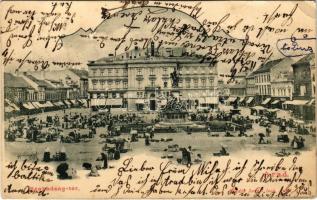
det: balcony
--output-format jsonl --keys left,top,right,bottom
{"left": 149, "top": 74, "right": 157, "bottom": 80}
{"left": 136, "top": 75, "right": 144, "bottom": 81}
{"left": 145, "top": 86, "right": 161, "bottom": 91}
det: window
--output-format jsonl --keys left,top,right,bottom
{"left": 164, "top": 81, "right": 168, "bottom": 88}
{"left": 115, "top": 80, "right": 120, "bottom": 88}
{"left": 123, "top": 81, "right": 128, "bottom": 89}
{"left": 108, "top": 69, "right": 112, "bottom": 75}
{"left": 163, "top": 67, "right": 167, "bottom": 74}
{"left": 151, "top": 80, "right": 155, "bottom": 87}
{"left": 112, "top": 93, "right": 116, "bottom": 98}
{"left": 100, "top": 69, "right": 104, "bottom": 76}
{"left": 92, "top": 80, "right": 97, "bottom": 90}
{"left": 194, "top": 79, "right": 198, "bottom": 88}
{"left": 108, "top": 80, "right": 113, "bottom": 88}
{"left": 137, "top": 92, "right": 143, "bottom": 98}
{"left": 100, "top": 80, "right": 105, "bottom": 89}
{"left": 115, "top": 69, "right": 119, "bottom": 74}
{"left": 138, "top": 80, "right": 142, "bottom": 89}
{"left": 137, "top": 68, "right": 142, "bottom": 75}
{"left": 92, "top": 69, "right": 97, "bottom": 76}
{"left": 123, "top": 69, "right": 128, "bottom": 76}
{"left": 300, "top": 85, "right": 306, "bottom": 96}
{"left": 201, "top": 79, "right": 206, "bottom": 88}
{"left": 209, "top": 78, "right": 214, "bottom": 86}
{"left": 186, "top": 79, "right": 190, "bottom": 88}
{"left": 150, "top": 68, "right": 155, "bottom": 75}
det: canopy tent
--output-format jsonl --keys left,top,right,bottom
{"left": 239, "top": 97, "right": 245, "bottom": 103}
{"left": 22, "top": 102, "right": 36, "bottom": 110}
{"left": 307, "top": 99, "right": 315, "bottom": 105}
{"left": 227, "top": 97, "right": 237, "bottom": 102}
{"left": 266, "top": 108, "right": 279, "bottom": 112}
{"left": 63, "top": 100, "right": 72, "bottom": 106}
{"left": 251, "top": 106, "right": 266, "bottom": 111}
{"left": 70, "top": 99, "right": 79, "bottom": 106}
{"left": 246, "top": 97, "right": 254, "bottom": 104}
{"left": 5, "top": 106, "right": 15, "bottom": 113}
{"left": 106, "top": 98, "right": 122, "bottom": 106}
{"left": 5, "top": 99, "right": 20, "bottom": 111}
{"left": 261, "top": 98, "right": 271, "bottom": 105}
{"left": 78, "top": 99, "right": 88, "bottom": 107}
{"left": 31, "top": 102, "right": 42, "bottom": 108}
{"left": 46, "top": 101, "right": 54, "bottom": 107}
{"left": 283, "top": 100, "right": 309, "bottom": 106}
{"left": 53, "top": 101, "right": 65, "bottom": 106}
{"left": 271, "top": 100, "right": 280, "bottom": 105}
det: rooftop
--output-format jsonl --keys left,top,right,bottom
{"left": 292, "top": 53, "right": 315, "bottom": 66}
{"left": 253, "top": 58, "right": 284, "bottom": 74}
{"left": 69, "top": 69, "right": 88, "bottom": 79}
{"left": 25, "top": 74, "right": 55, "bottom": 89}
{"left": 88, "top": 46, "right": 215, "bottom": 66}
{"left": 4, "top": 73, "right": 31, "bottom": 88}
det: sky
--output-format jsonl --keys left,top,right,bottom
{"left": 0, "top": 1, "right": 315, "bottom": 75}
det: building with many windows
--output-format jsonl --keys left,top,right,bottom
{"left": 269, "top": 57, "right": 294, "bottom": 108}
{"left": 87, "top": 43, "right": 218, "bottom": 111}
{"left": 289, "top": 53, "right": 315, "bottom": 120}
{"left": 253, "top": 59, "right": 283, "bottom": 106}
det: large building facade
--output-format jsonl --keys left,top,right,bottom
{"left": 87, "top": 44, "right": 218, "bottom": 111}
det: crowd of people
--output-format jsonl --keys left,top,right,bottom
{"left": 4, "top": 101, "right": 316, "bottom": 179}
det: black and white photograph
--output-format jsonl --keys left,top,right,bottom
{"left": 1, "top": 1, "right": 316, "bottom": 199}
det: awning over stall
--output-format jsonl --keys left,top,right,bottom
{"left": 64, "top": 100, "right": 72, "bottom": 106}
{"left": 5, "top": 99, "right": 20, "bottom": 111}
{"left": 271, "top": 100, "right": 280, "bottom": 105}
{"left": 261, "top": 98, "right": 271, "bottom": 105}
{"left": 106, "top": 98, "right": 122, "bottom": 106}
{"left": 5, "top": 106, "right": 15, "bottom": 113}
{"left": 91, "top": 99, "right": 106, "bottom": 106}
{"left": 251, "top": 106, "right": 266, "bottom": 111}
{"left": 135, "top": 99, "right": 145, "bottom": 104}
{"left": 205, "top": 97, "right": 218, "bottom": 104}
{"left": 246, "top": 97, "right": 254, "bottom": 104}
{"left": 283, "top": 100, "right": 309, "bottom": 106}
{"left": 53, "top": 101, "right": 65, "bottom": 106}
{"left": 22, "top": 102, "right": 36, "bottom": 110}
{"left": 198, "top": 98, "right": 206, "bottom": 104}
{"left": 70, "top": 100, "right": 78, "bottom": 105}
{"left": 307, "top": 99, "right": 315, "bottom": 105}
{"left": 239, "top": 97, "right": 245, "bottom": 103}
{"left": 31, "top": 102, "right": 43, "bottom": 108}
{"left": 46, "top": 101, "right": 54, "bottom": 107}
{"left": 227, "top": 97, "right": 237, "bottom": 102}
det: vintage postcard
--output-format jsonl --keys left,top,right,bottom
{"left": 0, "top": 0, "right": 316, "bottom": 199}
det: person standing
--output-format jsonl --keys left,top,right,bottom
{"left": 60, "top": 146, "right": 67, "bottom": 161}
{"left": 43, "top": 147, "right": 50, "bottom": 162}
{"left": 101, "top": 153, "right": 108, "bottom": 169}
